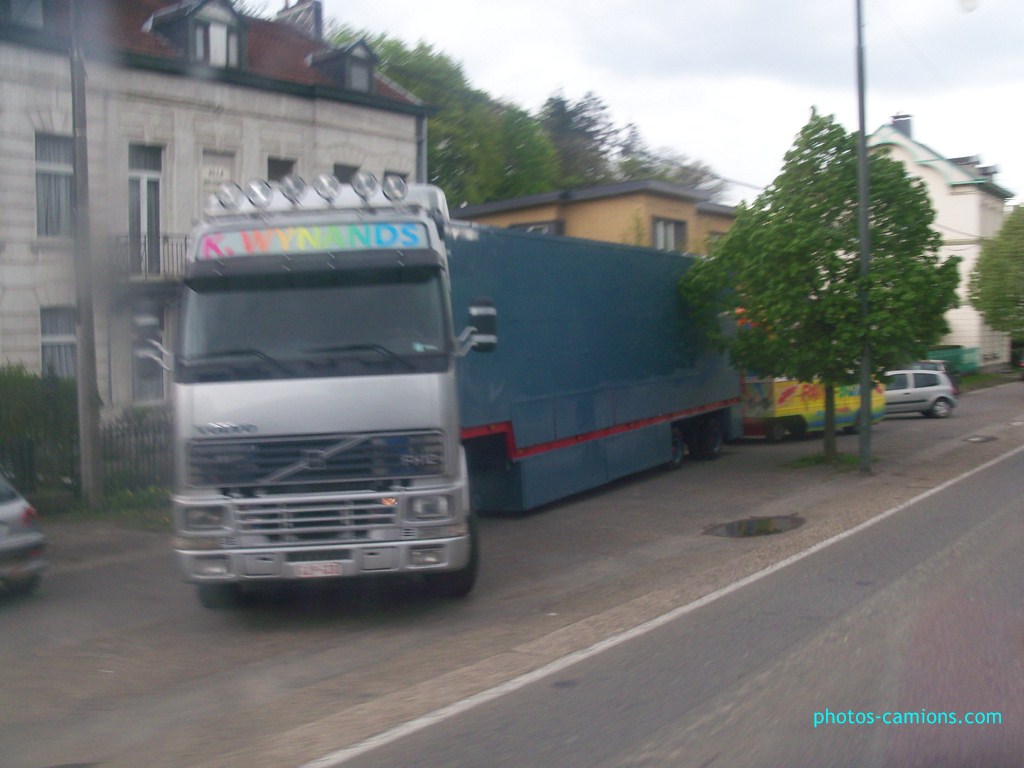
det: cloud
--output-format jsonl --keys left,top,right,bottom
{"left": 320, "top": 0, "right": 1023, "bottom": 203}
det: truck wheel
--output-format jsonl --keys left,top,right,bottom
{"left": 668, "top": 425, "right": 686, "bottom": 469}
{"left": 423, "top": 514, "right": 479, "bottom": 598}
{"left": 764, "top": 420, "right": 787, "bottom": 443}
{"left": 197, "top": 583, "right": 244, "bottom": 609}
{"left": 787, "top": 417, "right": 808, "bottom": 439}
{"left": 689, "top": 418, "right": 723, "bottom": 460}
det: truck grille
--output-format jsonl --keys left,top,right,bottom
{"left": 189, "top": 431, "right": 446, "bottom": 490}
{"left": 236, "top": 497, "right": 400, "bottom": 545}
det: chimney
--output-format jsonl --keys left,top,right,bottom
{"left": 892, "top": 114, "right": 913, "bottom": 138}
{"left": 276, "top": 0, "right": 323, "bottom": 40}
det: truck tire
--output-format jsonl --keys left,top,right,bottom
{"left": 423, "top": 514, "right": 479, "bottom": 598}
{"left": 197, "top": 583, "right": 244, "bottom": 609}
{"left": 787, "top": 417, "right": 808, "bottom": 439}
{"left": 764, "top": 420, "right": 787, "bottom": 443}
{"left": 668, "top": 425, "right": 686, "bottom": 469}
{"left": 689, "top": 417, "right": 723, "bottom": 460}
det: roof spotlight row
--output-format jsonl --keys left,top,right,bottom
{"left": 214, "top": 171, "right": 409, "bottom": 211}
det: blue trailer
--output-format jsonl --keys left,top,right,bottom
{"left": 173, "top": 174, "right": 741, "bottom": 604}
{"left": 449, "top": 223, "right": 741, "bottom": 513}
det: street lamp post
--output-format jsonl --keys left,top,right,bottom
{"left": 70, "top": 0, "right": 102, "bottom": 505}
{"left": 855, "top": 0, "right": 873, "bottom": 474}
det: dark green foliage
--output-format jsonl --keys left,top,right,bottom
{"left": 969, "top": 205, "right": 1024, "bottom": 340}
{"left": 0, "top": 364, "right": 77, "bottom": 449}
{"left": 0, "top": 364, "right": 78, "bottom": 488}
{"left": 681, "top": 110, "right": 959, "bottom": 457}
{"left": 330, "top": 28, "right": 722, "bottom": 205}
{"left": 617, "top": 125, "right": 727, "bottom": 197}
{"left": 539, "top": 91, "right": 618, "bottom": 187}
{"left": 333, "top": 30, "right": 558, "bottom": 206}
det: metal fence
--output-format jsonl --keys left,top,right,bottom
{"left": 1, "top": 414, "right": 173, "bottom": 494}
{"left": 100, "top": 415, "right": 174, "bottom": 491}
{"left": 111, "top": 234, "right": 190, "bottom": 279}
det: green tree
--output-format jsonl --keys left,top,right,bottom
{"left": 681, "top": 110, "right": 959, "bottom": 460}
{"left": 968, "top": 206, "right": 1024, "bottom": 341}
{"left": 490, "top": 104, "right": 559, "bottom": 201}
{"left": 616, "top": 125, "right": 726, "bottom": 197}
{"left": 328, "top": 29, "right": 724, "bottom": 205}
{"left": 331, "top": 30, "right": 557, "bottom": 205}
{"left": 539, "top": 91, "right": 619, "bottom": 188}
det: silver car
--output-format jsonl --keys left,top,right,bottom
{"left": 884, "top": 369, "right": 958, "bottom": 418}
{"left": 0, "top": 475, "right": 47, "bottom": 596}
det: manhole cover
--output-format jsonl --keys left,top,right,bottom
{"left": 964, "top": 435, "right": 996, "bottom": 443}
{"left": 704, "top": 515, "right": 805, "bottom": 538}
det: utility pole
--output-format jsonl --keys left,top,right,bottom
{"left": 855, "top": 0, "right": 873, "bottom": 475}
{"left": 70, "top": 0, "right": 102, "bottom": 506}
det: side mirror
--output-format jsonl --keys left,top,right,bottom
{"left": 134, "top": 339, "right": 174, "bottom": 372}
{"left": 457, "top": 298, "right": 496, "bottom": 355}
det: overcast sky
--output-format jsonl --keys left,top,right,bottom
{"left": 315, "top": 0, "right": 1022, "bottom": 206}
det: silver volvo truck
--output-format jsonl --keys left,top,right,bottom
{"left": 170, "top": 173, "right": 495, "bottom": 608}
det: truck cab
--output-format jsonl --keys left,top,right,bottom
{"left": 171, "top": 173, "right": 491, "bottom": 608}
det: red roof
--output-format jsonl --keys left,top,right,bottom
{"left": 39, "top": 1, "right": 419, "bottom": 108}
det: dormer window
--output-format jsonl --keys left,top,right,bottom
{"left": 144, "top": 0, "right": 244, "bottom": 71}
{"left": 346, "top": 45, "right": 372, "bottom": 92}
{"left": 192, "top": 1, "right": 240, "bottom": 68}
{"left": 308, "top": 39, "right": 378, "bottom": 94}
{"left": 195, "top": 20, "right": 239, "bottom": 67}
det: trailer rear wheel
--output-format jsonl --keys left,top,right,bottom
{"left": 689, "top": 417, "right": 723, "bottom": 460}
{"left": 668, "top": 425, "right": 686, "bottom": 469}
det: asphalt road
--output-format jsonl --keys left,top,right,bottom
{"left": 2, "top": 383, "right": 1023, "bottom": 768}
{"left": 329, "top": 439, "right": 1024, "bottom": 768}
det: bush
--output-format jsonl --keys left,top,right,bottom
{"left": 0, "top": 364, "right": 77, "bottom": 490}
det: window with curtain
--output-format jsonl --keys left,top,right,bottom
{"left": 40, "top": 307, "right": 77, "bottom": 379}
{"left": 652, "top": 218, "right": 688, "bottom": 252}
{"left": 194, "top": 20, "right": 238, "bottom": 67}
{"left": 35, "top": 134, "right": 74, "bottom": 238}
{"left": 129, "top": 144, "right": 162, "bottom": 274}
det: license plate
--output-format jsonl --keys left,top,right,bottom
{"left": 295, "top": 562, "right": 342, "bottom": 578}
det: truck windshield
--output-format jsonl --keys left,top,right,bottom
{"left": 177, "top": 266, "right": 450, "bottom": 383}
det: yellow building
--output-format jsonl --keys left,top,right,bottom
{"left": 453, "top": 180, "right": 734, "bottom": 255}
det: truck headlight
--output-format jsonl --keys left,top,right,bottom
{"left": 183, "top": 505, "right": 228, "bottom": 531}
{"left": 407, "top": 495, "right": 450, "bottom": 521}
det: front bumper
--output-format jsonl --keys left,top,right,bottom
{"left": 0, "top": 532, "right": 48, "bottom": 583}
{"left": 174, "top": 534, "right": 471, "bottom": 583}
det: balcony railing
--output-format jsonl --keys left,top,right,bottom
{"left": 112, "top": 234, "right": 189, "bottom": 280}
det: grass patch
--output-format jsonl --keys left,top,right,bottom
{"left": 958, "top": 369, "right": 1019, "bottom": 393}
{"left": 789, "top": 452, "right": 870, "bottom": 471}
{"left": 36, "top": 486, "right": 172, "bottom": 532}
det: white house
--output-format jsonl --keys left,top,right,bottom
{"left": 870, "top": 115, "right": 1014, "bottom": 368}
{"left": 0, "top": 0, "right": 428, "bottom": 414}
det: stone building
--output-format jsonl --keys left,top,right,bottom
{"left": 0, "top": 0, "right": 428, "bottom": 413}
{"left": 871, "top": 115, "right": 1014, "bottom": 367}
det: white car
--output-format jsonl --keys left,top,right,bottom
{"left": 0, "top": 475, "right": 47, "bottom": 596}
{"left": 884, "top": 369, "right": 958, "bottom": 419}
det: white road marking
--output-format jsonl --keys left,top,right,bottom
{"left": 301, "top": 442, "right": 1024, "bottom": 768}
